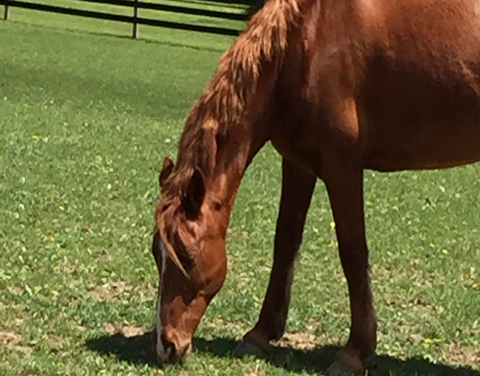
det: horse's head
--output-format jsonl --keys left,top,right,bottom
{"left": 152, "top": 157, "right": 228, "bottom": 364}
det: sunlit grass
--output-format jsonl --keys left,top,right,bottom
{"left": 4, "top": 0, "right": 245, "bottom": 45}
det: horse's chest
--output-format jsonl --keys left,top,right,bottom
{"left": 270, "top": 125, "right": 329, "bottom": 175}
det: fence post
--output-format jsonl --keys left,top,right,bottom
{"left": 132, "top": 0, "right": 139, "bottom": 38}
{"left": 3, "top": 0, "right": 10, "bottom": 20}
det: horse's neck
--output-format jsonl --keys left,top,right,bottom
{"left": 201, "top": 73, "right": 277, "bottom": 216}
{"left": 179, "top": 0, "right": 305, "bottom": 211}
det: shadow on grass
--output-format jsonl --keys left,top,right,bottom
{"left": 85, "top": 331, "right": 158, "bottom": 366}
{"left": 85, "top": 332, "right": 480, "bottom": 376}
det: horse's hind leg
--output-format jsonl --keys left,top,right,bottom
{"left": 322, "top": 160, "right": 377, "bottom": 376}
{"left": 234, "top": 157, "right": 316, "bottom": 357}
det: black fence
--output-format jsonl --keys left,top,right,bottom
{"left": 0, "top": 0, "right": 254, "bottom": 37}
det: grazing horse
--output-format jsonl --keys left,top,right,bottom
{"left": 151, "top": 0, "right": 480, "bottom": 374}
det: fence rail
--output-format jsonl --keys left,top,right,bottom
{"left": 0, "top": 0, "right": 251, "bottom": 36}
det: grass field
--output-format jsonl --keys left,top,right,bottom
{"left": 3, "top": 0, "right": 246, "bottom": 41}
{"left": 1, "top": 8, "right": 480, "bottom": 376}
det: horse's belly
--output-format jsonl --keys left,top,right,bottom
{"left": 363, "top": 116, "right": 480, "bottom": 171}
{"left": 353, "top": 0, "right": 480, "bottom": 170}
{"left": 365, "top": 141, "right": 480, "bottom": 171}
{"left": 361, "top": 61, "right": 480, "bottom": 170}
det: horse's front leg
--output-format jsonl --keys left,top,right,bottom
{"left": 234, "top": 157, "right": 316, "bottom": 357}
{"left": 323, "top": 159, "right": 377, "bottom": 376}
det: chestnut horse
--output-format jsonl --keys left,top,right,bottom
{"left": 152, "top": 0, "right": 480, "bottom": 374}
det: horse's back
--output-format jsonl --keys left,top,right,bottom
{"left": 273, "top": 0, "right": 480, "bottom": 172}
{"left": 359, "top": 0, "right": 480, "bottom": 170}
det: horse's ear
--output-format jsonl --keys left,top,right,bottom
{"left": 159, "top": 157, "right": 175, "bottom": 189}
{"left": 181, "top": 168, "right": 205, "bottom": 219}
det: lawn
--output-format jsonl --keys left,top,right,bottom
{"left": 1, "top": 8, "right": 480, "bottom": 376}
{"left": 3, "top": 0, "right": 246, "bottom": 41}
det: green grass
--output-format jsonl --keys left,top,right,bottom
{"left": 5, "top": 0, "right": 246, "bottom": 44}
{"left": 1, "top": 12, "right": 480, "bottom": 376}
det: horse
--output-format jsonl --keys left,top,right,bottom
{"left": 151, "top": 0, "right": 480, "bottom": 374}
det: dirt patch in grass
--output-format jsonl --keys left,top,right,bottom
{"left": 89, "top": 281, "right": 156, "bottom": 303}
{"left": 275, "top": 331, "right": 320, "bottom": 350}
{"left": 0, "top": 329, "right": 19, "bottom": 345}
{"left": 90, "top": 281, "right": 132, "bottom": 302}
{"left": 0, "top": 328, "right": 33, "bottom": 354}
{"left": 104, "top": 322, "right": 146, "bottom": 338}
{"left": 442, "top": 342, "right": 480, "bottom": 366}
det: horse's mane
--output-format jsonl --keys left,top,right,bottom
{"left": 166, "top": 0, "right": 304, "bottom": 194}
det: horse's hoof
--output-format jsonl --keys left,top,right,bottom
{"left": 325, "top": 360, "right": 363, "bottom": 376}
{"left": 233, "top": 340, "right": 268, "bottom": 358}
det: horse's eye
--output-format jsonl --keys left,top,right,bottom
{"left": 212, "top": 200, "right": 222, "bottom": 211}
{"left": 174, "top": 233, "right": 196, "bottom": 272}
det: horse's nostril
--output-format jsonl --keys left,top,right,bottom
{"left": 161, "top": 334, "right": 176, "bottom": 358}
{"left": 180, "top": 343, "right": 190, "bottom": 359}
{"left": 155, "top": 332, "right": 191, "bottom": 364}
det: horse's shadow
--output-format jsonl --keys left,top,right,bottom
{"left": 85, "top": 331, "right": 480, "bottom": 376}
